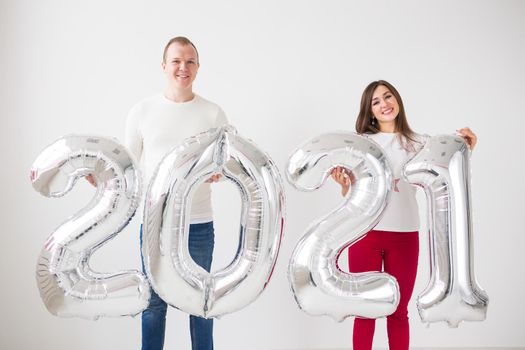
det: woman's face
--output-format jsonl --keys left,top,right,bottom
{"left": 370, "top": 85, "right": 400, "bottom": 127}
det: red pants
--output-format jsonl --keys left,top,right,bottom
{"left": 348, "top": 230, "right": 419, "bottom": 350}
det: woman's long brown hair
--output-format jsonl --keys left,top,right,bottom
{"left": 355, "top": 80, "right": 418, "bottom": 150}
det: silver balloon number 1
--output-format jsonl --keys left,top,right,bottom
{"left": 30, "top": 136, "right": 150, "bottom": 319}
{"left": 286, "top": 132, "right": 400, "bottom": 322}
{"left": 403, "top": 135, "right": 488, "bottom": 327}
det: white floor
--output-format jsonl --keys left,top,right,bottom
{"left": 277, "top": 348, "right": 525, "bottom": 350}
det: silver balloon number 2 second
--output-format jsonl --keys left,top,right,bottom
{"left": 286, "top": 132, "right": 400, "bottom": 322}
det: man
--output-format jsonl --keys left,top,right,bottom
{"left": 125, "top": 36, "right": 227, "bottom": 350}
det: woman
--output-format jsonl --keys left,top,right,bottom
{"left": 331, "top": 80, "right": 477, "bottom": 350}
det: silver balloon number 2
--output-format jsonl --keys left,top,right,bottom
{"left": 286, "top": 132, "right": 400, "bottom": 322}
{"left": 30, "top": 135, "right": 150, "bottom": 319}
{"left": 403, "top": 135, "right": 488, "bottom": 327}
{"left": 143, "top": 125, "right": 285, "bottom": 318}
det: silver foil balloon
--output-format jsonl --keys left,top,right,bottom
{"left": 286, "top": 132, "right": 399, "bottom": 322}
{"left": 403, "top": 134, "right": 488, "bottom": 327}
{"left": 30, "top": 135, "right": 150, "bottom": 320}
{"left": 142, "top": 125, "right": 285, "bottom": 318}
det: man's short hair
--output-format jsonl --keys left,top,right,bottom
{"left": 162, "top": 36, "right": 199, "bottom": 63}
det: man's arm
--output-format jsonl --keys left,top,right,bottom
{"left": 124, "top": 104, "right": 143, "bottom": 161}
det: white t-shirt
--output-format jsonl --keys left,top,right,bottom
{"left": 365, "top": 132, "right": 427, "bottom": 232}
{"left": 125, "top": 93, "right": 228, "bottom": 224}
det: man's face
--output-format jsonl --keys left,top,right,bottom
{"left": 162, "top": 42, "right": 199, "bottom": 90}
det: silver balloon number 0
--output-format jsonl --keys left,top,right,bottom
{"left": 286, "top": 132, "right": 400, "bottom": 322}
{"left": 404, "top": 135, "right": 488, "bottom": 327}
{"left": 30, "top": 135, "right": 150, "bottom": 319}
{"left": 142, "top": 125, "right": 285, "bottom": 318}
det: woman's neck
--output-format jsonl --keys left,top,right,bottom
{"left": 378, "top": 121, "right": 396, "bottom": 133}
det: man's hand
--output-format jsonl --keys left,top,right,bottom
{"left": 86, "top": 174, "right": 97, "bottom": 187}
{"left": 205, "top": 174, "right": 222, "bottom": 183}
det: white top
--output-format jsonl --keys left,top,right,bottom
{"left": 366, "top": 132, "right": 427, "bottom": 232}
{"left": 125, "top": 93, "right": 228, "bottom": 223}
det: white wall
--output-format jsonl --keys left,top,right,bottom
{"left": 2, "top": 0, "right": 524, "bottom": 348}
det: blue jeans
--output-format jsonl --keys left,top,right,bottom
{"left": 140, "top": 222, "right": 215, "bottom": 350}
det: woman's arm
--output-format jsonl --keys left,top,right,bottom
{"left": 457, "top": 127, "right": 477, "bottom": 150}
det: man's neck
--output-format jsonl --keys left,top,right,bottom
{"left": 164, "top": 87, "right": 195, "bottom": 103}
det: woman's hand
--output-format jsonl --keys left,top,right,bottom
{"left": 457, "top": 127, "right": 477, "bottom": 151}
{"left": 330, "top": 166, "right": 353, "bottom": 197}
